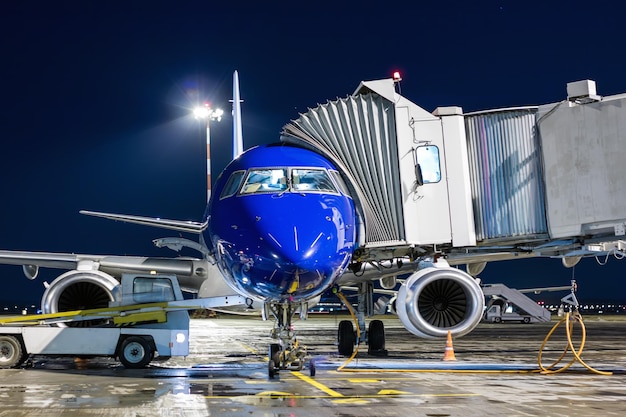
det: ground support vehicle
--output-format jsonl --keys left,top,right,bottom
{"left": 0, "top": 274, "right": 245, "bottom": 369}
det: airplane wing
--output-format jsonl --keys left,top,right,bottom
{"left": 79, "top": 210, "right": 207, "bottom": 234}
{"left": 0, "top": 250, "right": 85, "bottom": 272}
{"left": 0, "top": 250, "right": 202, "bottom": 282}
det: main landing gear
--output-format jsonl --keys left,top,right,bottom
{"left": 265, "top": 301, "right": 312, "bottom": 379}
{"left": 335, "top": 282, "right": 388, "bottom": 358}
{"left": 337, "top": 319, "right": 387, "bottom": 357}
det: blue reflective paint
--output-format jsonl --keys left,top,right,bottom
{"left": 205, "top": 145, "right": 356, "bottom": 302}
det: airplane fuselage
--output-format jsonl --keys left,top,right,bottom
{"left": 206, "top": 144, "right": 357, "bottom": 303}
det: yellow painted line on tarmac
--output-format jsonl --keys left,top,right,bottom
{"left": 286, "top": 374, "right": 418, "bottom": 382}
{"left": 332, "top": 398, "right": 371, "bottom": 404}
{"left": 256, "top": 391, "right": 295, "bottom": 397}
{"left": 238, "top": 342, "right": 259, "bottom": 354}
{"left": 202, "top": 372, "right": 479, "bottom": 402}
{"left": 203, "top": 393, "right": 479, "bottom": 400}
{"left": 348, "top": 378, "right": 379, "bottom": 383}
{"left": 291, "top": 371, "right": 370, "bottom": 403}
{"left": 378, "top": 389, "right": 412, "bottom": 395}
{"left": 291, "top": 371, "right": 344, "bottom": 398}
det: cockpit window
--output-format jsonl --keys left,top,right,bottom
{"left": 241, "top": 168, "right": 288, "bottom": 194}
{"left": 238, "top": 167, "right": 341, "bottom": 195}
{"left": 220, "top": 170, "right": 245, "bottom": 199}
{"left": 292, "top": 169, "right": 337, "bottom": 193}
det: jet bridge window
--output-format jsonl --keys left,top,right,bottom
{"left": 220, "top": 170, "right": 245, "bottom": 199}
{"left": 415, "top": 145, "right": 441, "bottom": 184}
{"left": 292, "top": 169, "right": 337, "bottom": 193}
{"left": 133, "top": 277, "right": 175, "bottom": 303}
{"left": 240, "top": 168, "right": 288, "bottom": 194}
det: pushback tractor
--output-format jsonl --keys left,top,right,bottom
{"left": 0, "top": 274, "right": 244, "bottom": 369}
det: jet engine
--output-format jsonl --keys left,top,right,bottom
{"left": 41, "top": 270, "right": 120, "bottom": 327}
{"left": 396, "top": 267, "right": 484, "bottom": 339}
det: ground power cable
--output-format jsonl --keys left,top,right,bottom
{"left": 332, "top": 292, "right": 613, "bottom": 376}
{"left": 334, "top": 291, "right": 361, "bottom": 371}
{"left": 538, "top": 310, "right": 612, "bottom": 376}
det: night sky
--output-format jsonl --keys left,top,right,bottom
{"left": 1, "top": 1, "right": 625, "bottom": 305}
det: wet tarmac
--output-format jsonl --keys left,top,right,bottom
{"left": 2, "top": 314, "right": 626, "bottom": 416}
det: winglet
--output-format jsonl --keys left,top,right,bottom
{"left": 233, "top": 70, "right": 243, "bottom": 159}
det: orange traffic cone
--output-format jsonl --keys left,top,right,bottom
{"left": 443, "top": 330, "right": 456, "bottom": 361}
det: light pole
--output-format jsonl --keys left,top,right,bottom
{"left": 193, "top": 103, "right": 223, "bottom": 202}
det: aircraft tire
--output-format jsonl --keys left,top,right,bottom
{"left": 0, "top": 335, "right": 25, "bottom": 369}
{"left": 268, "top": 359, "right": 277, "bottom": 379}
{"left": 337, "top": 320, "right": 355, "bottom": 357}
{"left": 268, "top": 343, "right": 280, "bottom": 379}
{"left": 119, "top": 336, "right": 153, "bottom": 369}
{"left": 367, "top": 319, "right": 386, "bottom": 355}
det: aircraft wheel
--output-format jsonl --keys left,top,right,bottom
{"left": 337, "top": 320, "right": 355, "bottom": 357}
{"left": 269, "top": 343, "right": 281, "bottom": 365}
{"left": 268, "top": 343, "right": 281, "bottom": 379}
{"left": 0, "top": 335, "right": 25, "bottom": 369}
{"left": 367, "top": 319, "right": 387, "bottom": 356}
{"left": 268, "top": 359, "right": 278, "bottom": 379}
{"left": 119, "top": 336, "right": 153, "bottom": 369}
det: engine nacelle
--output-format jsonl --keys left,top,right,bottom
{"left": 41, "top": 270, "right": 120, "bottom": 326}
{"left": 396, "top": 267, "right": 484, "bottom": 339}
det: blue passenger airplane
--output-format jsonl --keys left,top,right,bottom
{"left": 0, "top": 71, "right": 624, "bottom": 376}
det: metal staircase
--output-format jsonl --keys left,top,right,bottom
{"left": 482, "top": 283, "right": 551, "bottom": 322}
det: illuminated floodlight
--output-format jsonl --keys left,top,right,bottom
{"left": 212, "top": 108, "right": 224, "bottom": 122}
{"left": 193, "top": 106, "right": 210, "bottom": 119}
{"left": 193, "top": 103, "right": 223, "bottom": 121}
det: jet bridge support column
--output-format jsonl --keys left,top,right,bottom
{"left": 356, "top": 281, "right": 388, "bottom": 356}
{"left": 356, "top": 281, "right": 374, "bottom": 344}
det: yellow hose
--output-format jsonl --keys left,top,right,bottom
{"left": 333, "top": 292, "right": 610, "bottom": 375}
{"left": 538, "top": 310, "right": 612, "bottom": 375}
{"left": 334, "top": 291, "right": 360, "bottom": 371}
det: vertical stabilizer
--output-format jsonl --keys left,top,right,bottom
{"left": 233, "top": 71, "right": 243, "bottom": 159}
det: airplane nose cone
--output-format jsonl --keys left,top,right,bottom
{"left": 217, "top": 193, "right": 355, "bottom": 301}
{"left": 262, "top": 215, "right": 337, "bottom": 268}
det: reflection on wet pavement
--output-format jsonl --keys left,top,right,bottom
{"left": 1, "top": 316, "right": 626, "bottom": 416}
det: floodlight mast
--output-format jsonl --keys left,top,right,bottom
{"left": 193, "top": 104, "right": 223, "bottom": 202}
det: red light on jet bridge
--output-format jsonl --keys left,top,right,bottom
{"left": 392, "top": 71, "right": 402, "bottom": 82}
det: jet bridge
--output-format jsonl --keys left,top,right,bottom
{"left": 281, "top": 77, "right": 626, "bottom": 263}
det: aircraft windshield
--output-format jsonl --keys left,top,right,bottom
{"left": 292, "top": 169, "right": 336, "bottom": 192}
{"left": 238, "top": 168, "right": 338, "bottom": 195}
{"left": 241, "top": 169, "right": 288, "bottom": 194}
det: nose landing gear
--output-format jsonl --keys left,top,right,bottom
{"left": 265, "top": 301, "right": 311, "bottom": 378}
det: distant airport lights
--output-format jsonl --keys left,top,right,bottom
{"left": 193, "top": 103, "right": 223, "bottom": 202}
